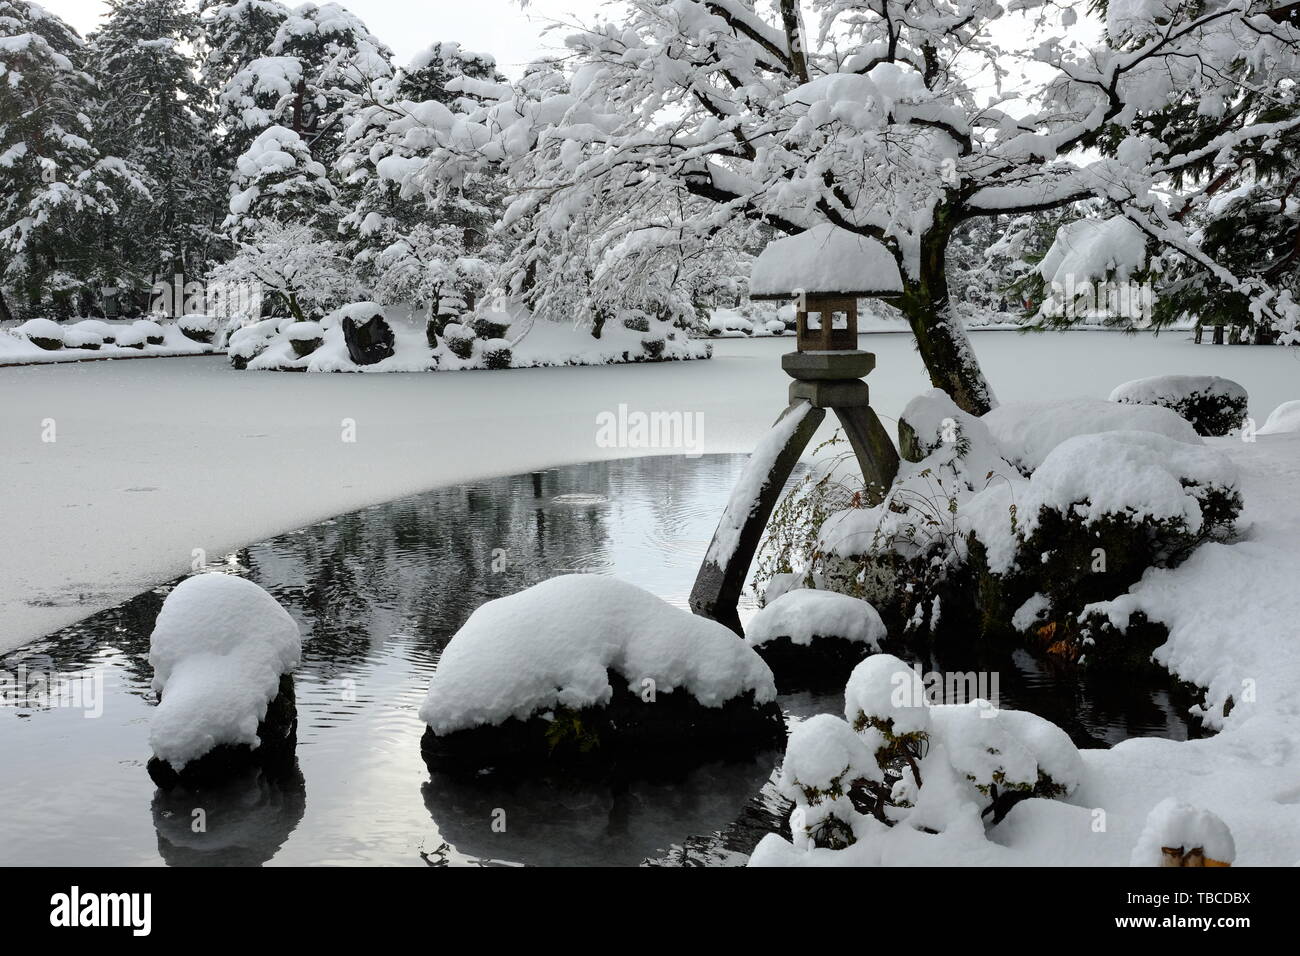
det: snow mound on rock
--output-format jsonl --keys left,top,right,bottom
{"left": 746, "top": 589, "right": 885, "bottom": 649}
{"left": 149, "top": 573, "right": 302, "bottom": 768}
{"left": 419, "top": 575, "right": 777, "bottom": 734}
{"left": 984, "top": 398, "right": 1201, "bottom": 473}
{"left": 844, "top": 653, "right": 930, "bottom": 736}
{"left": 1109, "top": 374, "right": 1246, "bottom": 406}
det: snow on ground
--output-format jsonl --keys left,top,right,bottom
{"left": 1, "top": 330, "right": 1298, "bottom": 655}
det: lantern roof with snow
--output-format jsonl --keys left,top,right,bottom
{"left": 749, "top": 223, "right": 903, "bottom": 300}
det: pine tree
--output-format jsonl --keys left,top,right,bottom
{"left": 0, "top": 0, "right": 145, "bottom": 320}
{"left": 87, "top": 0, "right": 226, "bottom": 311}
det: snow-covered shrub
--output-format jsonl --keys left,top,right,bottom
{"left": 177, "top": 313, "right": 220, "bottom": 344}
{"left": 471, "top": 315, "right": 510, "bottom": 340}
{"left": 640, "top": 335, "right": 666, "bottom": 360}
{"left": 808, "top": 389, "right": 1019, "bottom": 634}
{"left": 418, "top": 575, "right": 781, "bottom": 771}
{"left": 147, "top": 573, "right": 302, "bottom": 786}
{"left": 481, "top": 338, "right": 512, "bottom": 370}
{"left": 622, "top": 314, "right": 650, "bottom": 333}
{"left": 983, "top": 399, "right": 1201, "bottom": 474}
{"left": 1259, "top": 400, "right": 1300, "bottom": 435}
{"left": 70, "top": 318, "right": 115, "bottom": 344}
{"left": 763, "top": 653, "right": 1083, "bottom": 860}
{"left": 1109, "top": 375, "right": 1249, "bottom": 437}
{"left": 17, "top": 318, "right": 63, "bottom": 350}
{"left": 745, "top": 589, "right": 885, "bottom": 689}
{"left": 287, "top": 321, "right": 325, "bottom": 358}
{"left": 62, "top": 327, "right": 103, "bottom": 350}
{"left": 133, "top": 319, "right": 165, "bottom": 346}
{"left": 114, "top": 324, "right": 147, "bottom": 349}
{"left": 779, "top": 714, "right": 882, "bottom": 850}
{"left": 1131, "top": 798, "right": 1235, "bottom": 867}
{"left": 442, "top": 322, "right": 474, "bottom": 359}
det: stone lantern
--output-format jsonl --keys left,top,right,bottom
{"left": 691, "top": 224, "right": 905, "bottom": 634}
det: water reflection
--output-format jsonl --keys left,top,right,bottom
{"left": 0, "top": 454, "right": 1193, "bottom": 867}
{"left": 152, "top": 762, "right": 307, "bottom": 867}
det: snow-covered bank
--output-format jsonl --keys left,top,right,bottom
{"left": 0, "top": 318, "right": 222, "bottom": 365}
{"left": 1, "top": 331, "right": 1298, "bottom": 653}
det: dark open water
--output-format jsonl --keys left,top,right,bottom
{"left": 0, "top": 455, "right": 1194, "bottom": 866}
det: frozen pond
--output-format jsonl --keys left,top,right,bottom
{"left": 0, "top": 455, "right": 1198, "bottom": 866}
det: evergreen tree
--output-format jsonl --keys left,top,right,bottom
{"left": 87, "top": 0, "right": 225, "bottom": 311}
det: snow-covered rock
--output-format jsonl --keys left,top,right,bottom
{"left": 148, "top": 573, "right": 302, "bottom": 776}
{"left": 1109, "top": 374, "right": 1248, "bottom": 436}
{"left": 62, "top": 327, "right": 103, "bottom": 350}
{"left": 747, "top": 589, "right": 886, "bottom": 649}
{"left": 70, "top": 318, "right": 116, "bottom": 343}
{"left": 17, "top": 318, "right": 63, "bottom": 349}
{"left": 178, "top": 313, "right": 220, "bottom": 343}
{"left": 419, "top": 575, "right": 781, "bottom": 769}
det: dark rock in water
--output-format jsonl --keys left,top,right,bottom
{"left": 147, "top": 674, "right": 298, "bottom": 789}
{"left": 342, "top": 312, "right": 395, "bottom": 365}
{"left": 421, "top": 669, "right": 785, "bottom": 775}
{"left": 151, "top": 760, "right": 306, "bottom": 867}
{"left": 753, "top": 635, "right": 871, "bottom": 693}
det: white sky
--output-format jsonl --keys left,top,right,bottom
{"left": 44, "top": 0, "right": 611, "bottom": 78}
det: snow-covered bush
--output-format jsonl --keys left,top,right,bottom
{"left": 442, "top": 322, "right": 474, "bottom": 359}
{"left": 480, "top": 338, "right": 512, "bottom": 370}
{"left": 17, "top": 318, "right": 63, "bottom": 350}
{"left": 148, "top": 573, "right": 302, "bottom": 785}
{"left": 62, "top": 327, "right": 103, "bottom": 350}
{"left": 768, "top": 654, "right": 1083, "bottom": 856}
{"left": 983, "top": 399, "right": 1202, "bottom": 474}
{"left": 177, "top": 313, "right": 221, "bottom": 344}
{"left": 1131, "top": 798, "right": 1235, "bottom": 867}
{"left": 133, "top": 318, "right": 165, "bottom": 346}
{"left": 1110, "top": 375, "right": 1249, "bottom": 437}
{"left": 418, "top": 575, "right": 781, "bottom": 771}
{"left": 227, "top": 318, "right": 287, "bottom": 368}
{"left": 113, "top": 325, "right": 146, "bottom": 349}
{"left": 745, "top": 589, "right": 886, "bottom": 689}
{"left": 70, "top": 318, "right": 116, "bottom": 344}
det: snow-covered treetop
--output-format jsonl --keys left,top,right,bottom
{"left": 751, "top": 223, "right": 904, "bottom": 297}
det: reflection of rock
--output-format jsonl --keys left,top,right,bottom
{"left": 422, "top": 750, "right": 779, "bottom": 866}
{"left": 147, "top": 674, "right": 298, "bottom": 788}
{"left": 421, "top": 672, "right": 784, "bottom": 774}
{"left": 151, "top": 760, "right": 306, "bottom": 866}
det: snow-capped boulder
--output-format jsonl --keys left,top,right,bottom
{"left": 1259, "top": 399, "right": 1300, "bottom": 435}
{"left": 983, "top": 398, "right": 1202, "bottom": 474}
{"left": 286, "top": 320, "right": 325, "bottom": 358}
{"left": 339, "top": 303, "right": 395, "bottom": 365}
{"left": 17, "top": 318, "right": 63, "bottom": 350}
{"left": 147, "top": 573, "right": 302, "bottom": 787}
{"left": 1131, "top": 798, "right": 1235, "bottom": 867}
{"left": 1109, "top": 375, "right": 1248, "bottom": 436}
{"left": 746, "top": 589, "right": 886, "bottom": 689}
{"left": 227, "top": 319, "right": 282, "bottom": 368}
{"left": 418, "top": 575, "right": 782, "bottom": 771}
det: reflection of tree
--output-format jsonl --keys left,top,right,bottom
{"left": 151, "top": 761, "right": 306, "bottom": 867}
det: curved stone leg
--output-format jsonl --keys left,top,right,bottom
{"left": 690, "top": 401, "right": 825, "bottom": 634}
{"left": 833, "top": 405, "right": 900, "bottom": 506}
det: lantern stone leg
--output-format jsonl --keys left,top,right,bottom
{"left": 690, "top": 400, "right": 826, "bottom": 635}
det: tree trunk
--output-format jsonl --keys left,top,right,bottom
{"left": 0, "top": 287, "right": 12, "bottom": 324}
{"left": 896, "top": 230, "right": 996, "bottom": 416}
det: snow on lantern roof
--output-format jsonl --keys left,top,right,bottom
{"left": 750, "top": 223, "right": 903, "bottom": 299}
